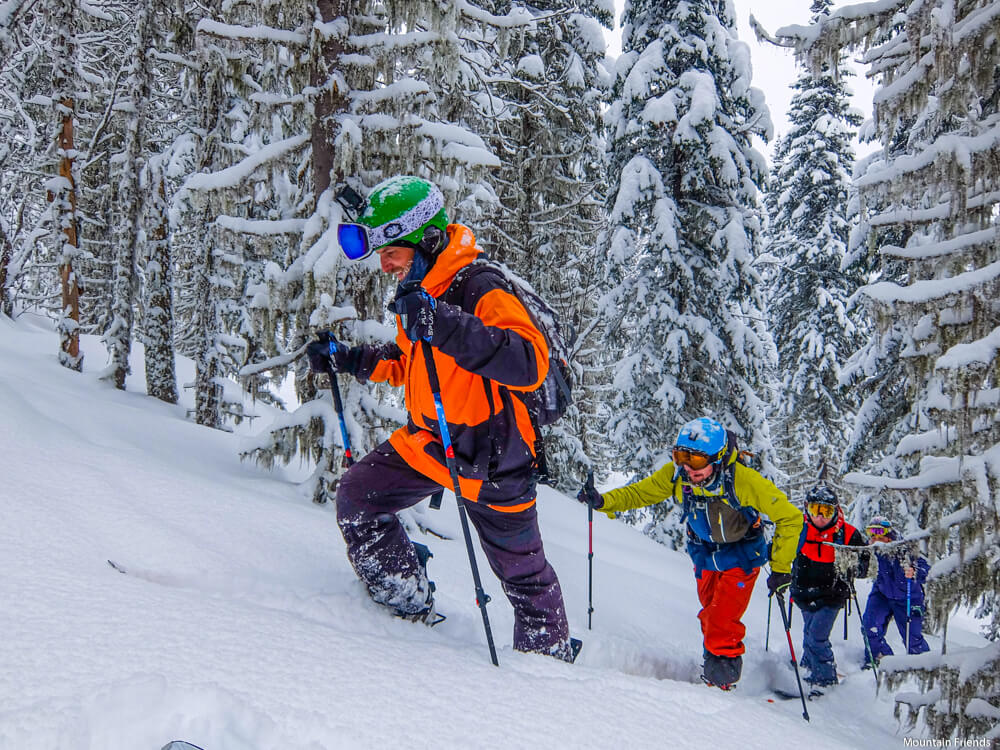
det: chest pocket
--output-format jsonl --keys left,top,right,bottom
{"left": 683, "top": 477, "right": 762, "bottom": 545}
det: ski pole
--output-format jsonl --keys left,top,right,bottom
{"left": 420, "top": 340, "right": 499, "bottom": 666}
{"left": 327, "top": 371, "right": 354, "bottom": 468}
{"left": 586, "top": 470, "right": 595, "bottom": 630}
{"left": 774, "top": 591, "right": 810, "bottom": 721}
{"left": 844, "top": 595, "right": 849, "bottom": 640}
{"left": 850, "top": 580, "right": 880, "bottom": 689}
{"left": 765, "top": 595, "right": 772, "bottom": 651}
{"left": 906, "top": 578, "right": 912, "bottom": 655}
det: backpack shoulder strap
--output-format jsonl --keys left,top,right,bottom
{"left": 443, "top": 257, "right": 510, "bottom": 309}
{"left": 722, "top": 463, "right": 741, "bottom": 510}
{"left": 680, "top": 482, "right": 694, "bottom": 522}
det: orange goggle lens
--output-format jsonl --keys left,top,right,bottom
{"left": 672, "top": 448, "right": 713, "bottom": 470}
{"left": 807, "top": 501, "right": 836, "bottom": 519}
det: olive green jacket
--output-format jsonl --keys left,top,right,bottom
{"left": 601, "top": 456, "right": 803, "bottom": 574}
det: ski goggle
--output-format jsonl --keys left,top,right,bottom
{"left": 672, "top": 448, "right": 716, "bottom": 471}
{"left": 338, "top": 223, "right": 374, "bottom": 260}
{"left": 807, "top": 501, "right": 836, "bottom": 519}
{"left": 867, "top": 523, "right": 892, "bottom": 537}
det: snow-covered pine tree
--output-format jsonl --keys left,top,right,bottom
{"left": 0, "top": 1, "right": 31, "bottom": 319}
{"left": 472, "top": 0, "right": 612, "bottom": 488}
{"left": 240, "top": 1, "right": 512, "bottom": 501}
{"left": 171, "top": 1, "right": 316, "bottom": 428}
{"left": 1, "top": 2, "right": 67, "bottom": 325}
{"left": 101, "top": 1, "right": 157, "bottom": 391}
{"left": 602, "top": 0, "right": 776, "bottom": 525}
{"left": 764, "top": 0, "right": 863, "bottom": 499}
{"left": 777, "top": 0, "right": 1000, "bottom": 739}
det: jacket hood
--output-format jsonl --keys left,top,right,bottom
{"left": 421, "top": 224, "right": 482, "bottom": 298}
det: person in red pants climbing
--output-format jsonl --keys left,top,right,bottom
{"left": 577, "top": 417, "right": 802, "bottom": 689}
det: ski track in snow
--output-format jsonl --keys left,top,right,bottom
{"left": 0, "top": 316, "right": 946, "bottom": 749}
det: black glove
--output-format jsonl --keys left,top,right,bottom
{"left": 392, "top": 285, "right": 437, "bottom": 342}
{"left": 307, "top": 332, "right": 360, "bottom": 375}
{"left": 576, "top": 472, "right": 604, "bottom": 509}
{"left": 766, "top": 571, "right": 792, "bottom": 596}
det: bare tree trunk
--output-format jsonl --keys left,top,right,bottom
{"left": 312, "top": 0, "right": 347, "bottom": 197}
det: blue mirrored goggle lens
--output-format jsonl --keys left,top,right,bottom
{"left": 338, "top": 223, "right": 371, "bottom": 260}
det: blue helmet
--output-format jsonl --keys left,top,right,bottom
{"left": 675, "top": 417, "right": 728, "bottom": 463}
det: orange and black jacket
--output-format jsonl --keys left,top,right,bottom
{"left": 790, "top": 509, "right": 869, "bottom": 611}
{"left": 351, "top": 223, "right": 547, "bottom": 513}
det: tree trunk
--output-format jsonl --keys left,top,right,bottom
{"left": 311, "top": 0, "right": 348, "bottom": 197}
{"left": 0, "top": 219, "right": 11, "bottom": 317}
{"left": 193, "top": 218, "right": 221, "bottom": 428}
{"left": 55, "top": 97, "right": 82, "bottom": 370}
{"left": 144, "top": 172, "right": 178, "bottom": 403}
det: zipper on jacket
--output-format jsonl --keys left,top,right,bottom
{"left": 719, "top": 510, "right": 727, "bottom": 542}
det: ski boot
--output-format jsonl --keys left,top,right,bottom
{"left": 393, "top": 542, "right": 446, "bottom": 626}
{"left": 701, "top": 652, "right": 742, "bottom": 691}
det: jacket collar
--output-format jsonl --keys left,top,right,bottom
{"left": 421, "top": 224, "right": 482, "bottom": 298}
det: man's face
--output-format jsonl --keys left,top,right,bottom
{"left": 685, "top": 464, "right": 714, "bottom": 484}
{"left": 807, "top": 502, "right": 837, "bottom": 529}
{"left": 377, "top": 244, "right": 415, "bottom": 281}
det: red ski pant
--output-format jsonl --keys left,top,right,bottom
{"left": 696, "top": 567, "right": 760, "bottom": 657}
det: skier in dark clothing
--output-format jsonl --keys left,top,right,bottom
{"left": 308, "top": 175, "right": 575, "bottom": 661}
{"left": 861, "top": 516, "right": 930, "bottom": 664}
{"left": 790, "top": 485, "right": 869, "bottom": 687}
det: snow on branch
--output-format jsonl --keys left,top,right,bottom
{"left": 215, "top": 216, "right": 307, "bottom": 235}
{"left": 238, "top": 344, "right": 307, "bottom": 378}
{"left": 349, "top": 30, "right": 440, "bottom": 51}
{"left": 457, "top": 0, "right": 537, "bottom": 28}
{"left": 845, "top": 443, "right": 1000, "bottom": 492}
{"left": 858, "top": 122, "right": 1000, "bottom": 189}
{"left": 196, "top": 18, "right": 308, "bottom": 45}
{"left": 936, "top": 326, "right": 1000, "bottom": 372}
{"left": 772, "top": 0, "right": 905, "bottom": 52}
{"left": 844, "top": 456, "right": 961, "bottom": 490}
{"left": 352, "top": 78, "right": 431, "bottom": 105}
{"left": 183, "top": 134, "right": 309, "bottom": 192}
{"left": 882, "top": 227, "right": 999, "bottom": 260}
{"left": 747, "top": 14, "right": 795, "bottom": 48}
{"left": 861, "top": 258, "right": 1000, "bottom": 305}
{"left": 416, "top": 119, "right": 500, "bottom": 167}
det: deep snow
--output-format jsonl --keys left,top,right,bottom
{"left": 1, "top": 314, "right": 974, "bottom": 749}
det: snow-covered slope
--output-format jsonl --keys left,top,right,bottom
{"left": 1, "top": 315, "right": 940, "bottom": 749}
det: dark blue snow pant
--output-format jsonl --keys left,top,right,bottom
{"left": 862, "top": 590, "right": 929, "bottom": 660}
{"left": 799, "top": 605, "right": 841, "bottom": 684}
{"left": 335, "top": 440, "right": 570, "bottom": 654}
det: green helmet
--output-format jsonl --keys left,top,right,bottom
{"left": 358, "top": 176, "right": 448, "bottom": 253}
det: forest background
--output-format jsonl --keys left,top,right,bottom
{"left": 2, "top": 0, "right": 999, "bottom": 741}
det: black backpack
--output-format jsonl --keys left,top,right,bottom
{"left": 451, "top": 257, "right": 576, "bottom": 426}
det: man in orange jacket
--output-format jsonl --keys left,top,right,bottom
{"left": 308, "top": 176, "right": 574, "bottom": 660}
